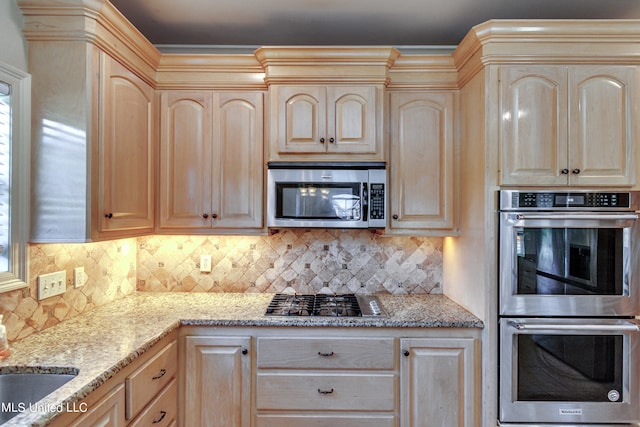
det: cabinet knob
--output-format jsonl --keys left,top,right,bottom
{"left": 572, "top": 168, "right": 581, "bottom": 174}
{"left": 212, "top": 213, "right": 218, "bottom": 219}
{"left": 105, "top": 213, "right": 113, "bottom": 219}
{"left": 202, "top": 213, "right": 209, "bottom": 219}
{"left": 242, "top": 348, "right": 248, "bottom": 355}
{"left": 320, "top": 137, "right": 325, "bottom": 143}
{"left": 392, "top": 214, "right": 399, "bottom": 220}
{"left": 329, "top": 137, "right": 335, "bottom": 143}
{"left": 561, "top": 169, "right": 569, "bottom": 175}
{"left": 403, "top": 350, "right": 410, "bottom": 357}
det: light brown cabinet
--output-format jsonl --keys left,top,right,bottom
{"left": 98, "top": 55, "right": 155, "bottom": 236}
{"left": 159, "top": 91, "right": 264, "bottom": 232}
{"left": 183, "top": 336, "right": 252, "bottom": 427}
{"left": 68, "top": 384, "right": 126, "bottom": 427}
{"left": 500, "top": 65, "right": 637, "bottom": 186}
{"left": 270, "top": 85, "right": 383, "bottom": 159}
{"left": 400, "top": 338, "right": 479, "bottom": 427}
{"left": 388, "top": 91, "right": 457, "bottom": 234}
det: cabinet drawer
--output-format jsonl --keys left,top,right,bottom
{"left": 256, "top": 372, "right": 395, "bottom": 411}
{"left": 129, "top": 378, "right": 177, "bottom": 427}
{"left": 257, "top": 337, "right": 394, "bottom": 369}
{"left": 125, "top": 340, "right": 177, "bottom": 419}
{"left": 257, "top": 414, "right": 396, "bottom": 427}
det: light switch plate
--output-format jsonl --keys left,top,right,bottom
{"left": 37, "top": 271, "right": 66, "bottom": 300}
{"left": 200, "top": 255, "right": 212, "bottom": 273}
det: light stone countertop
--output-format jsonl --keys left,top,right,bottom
{"left": 0, "top": 292, "right": 483, "bottom": 426}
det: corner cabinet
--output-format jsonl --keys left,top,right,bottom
{"left": 98, "top": 56, "right": 155, "bottom": 236}
{"left": 388, "top": 91, "right": 457, "bottom": 235}
{"left": 158, "top": 91, "right": 264, "bottom": 233}
{"left": 499, "top": 65, "right": 637, "bottom": 187}
{"left": 183, "top": 336, "right": 252, "bottom": 427}
{"left": 269, "top": 85, "right": 384, "bottom": 160}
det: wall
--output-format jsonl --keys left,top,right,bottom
{"left": 0, "top": 0, "right": 28, "bottom": 71}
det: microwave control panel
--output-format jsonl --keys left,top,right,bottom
{"left": 369, "top": 184, "right": 385, "bottom": 219}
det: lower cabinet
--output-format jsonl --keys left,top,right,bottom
{"left": 400, "top": 338, "right": 479, "bottom": 427}
{"left": 183, "top": 336, "right": 251, "bottom": 427}
{"left": 50, "top": 332, "right": 178, "bottom": 427}
{"left": 181, "top": 328, "right": 480, "bottom": 427}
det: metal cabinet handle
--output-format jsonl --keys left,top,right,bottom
{"left": 318, "top": 388, "right": 334, "bottom": 394}
{"left": 152, "top": 410, "right": 167, "bottom": 424}
{"left": 152, "top": 369, "right": 167, "bottom": 380}
{"left": 318, "top": 351, "right": 334, "bottom": 357}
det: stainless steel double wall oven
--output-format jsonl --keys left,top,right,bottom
{"left": 498, "top": 190, "right": 640, "bottom": 426}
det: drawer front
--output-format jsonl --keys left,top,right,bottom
{"left": 126, "top": 340, "right": 178, "bottom": 419}
{"left": 257, "top": 414, "right": 396, "bottom": 427}
{"left": 129, "top": 378, "right": 177, "bottom": 427}
{"left": 257, "top": 337, "right": 395, "bottom": 369}
{"left": 256, "top": 373, "right": 395, "bottom": 411}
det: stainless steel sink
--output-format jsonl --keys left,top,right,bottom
{"left": 0, "top": 371, "right": 78, "bottom": 424}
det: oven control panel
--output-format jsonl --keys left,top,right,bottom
{"left": 501, "top": 191, "right": 637, "bottom": 210}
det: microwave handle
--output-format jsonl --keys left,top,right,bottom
{"left": 514, "top": 213, "right": 639, "bottom": 221}
{"left": 508, "top": 320, "right": 640, "bottom": 332}
{"left": 362, "top": 182, "right": 368, "bottom": 221}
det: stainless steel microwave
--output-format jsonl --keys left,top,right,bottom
{"left": 267, "top": 162, "right": 386, "bottom": 229}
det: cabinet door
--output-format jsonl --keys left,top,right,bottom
{"left": 400, "top": 338, "right": 478, "bottom": 427}
{"left": 327, "top": 86, "right": 378, "bottom": 154}
{"left": 99, "top": 56, "right": 154, "bottom": 234}
{"left": 499, "top": 66, "right": 568, "bottom": 186}
{"left": 184, "top": 336, "right": 251, "bottom": 427}
{"left": 569, "top": 66, "right": 636, "bottom": 186}
{"left": 212, "top": 92, "right": 264, "bottom": 229}
{"left": 389, "top": 92, "right": 456, "bottom": 232}
{"left": 159, "top": 91, "right": 213, "bottom": 229}
{"left": 69, "top": 383, "right": 126, "bottom": 427}
{"left": 275, "top": 86, "right": 326, "bottom": 153}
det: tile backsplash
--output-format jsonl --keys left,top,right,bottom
{"left": 137, "top": 230, "right": 443, "bottom": 295}
{"left": 1, "top": 230, "right": 442, "bottom": 342}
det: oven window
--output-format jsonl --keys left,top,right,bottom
{"left": 517, "top": 334, "right": 623, "bottom": 402}
{"left": 516, "top": 228, "right": 623, "bottom": 295}
{"left": 276, "top": 183, "right": 362, "bottom": 220}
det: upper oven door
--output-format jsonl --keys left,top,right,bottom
{"left": 267, "top": 168, "right": 369, "bottom": 228}
{"left": 499, "top": 211, "right": 640, "bottom": 316}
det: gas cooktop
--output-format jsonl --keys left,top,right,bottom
{"left": 265, "top": 293, "right": 385, "bottom": 317}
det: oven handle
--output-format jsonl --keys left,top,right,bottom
{"left": 508, "top": 320, "right": 640, "bottom": 332}
{"left": 514, "top": 213, "right": 639, "bottom": 221}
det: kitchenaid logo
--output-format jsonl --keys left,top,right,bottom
{"left": 1, "top": 401, "right": 88, "bottom": 414}
{"left": 559, "top": 408, "right": 583, "bottom": 416}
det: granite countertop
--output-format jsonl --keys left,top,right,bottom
{"left": 0, "top": 292, "right": 482, "bottom": 426}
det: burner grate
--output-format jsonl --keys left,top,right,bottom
{"left": 265, "top": 293, "right": 362, "bottom": 317}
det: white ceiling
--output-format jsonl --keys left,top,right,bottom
{"left": 109, "top": 0, "right": 640, "bottom": 49}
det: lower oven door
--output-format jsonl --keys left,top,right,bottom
{"left": 499, "top": 317, "right": 640, "bottom": 424}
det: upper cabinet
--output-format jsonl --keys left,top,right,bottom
{"left": 499, "top": 65, "right": 637, "bottom": 187}
{"left": 158, "top": 91, "right": 264, "bottom": 233}
{"left": 271, "top": 85, "right": 382, "bottom": 157}
{"left": 388, "top": 91, "right": 457, "bottom": 235}
{"left": 256, "top": 47, "right": 398, "bottom": 162}
{"left": 99, "top": 56, "right": 155, "bottom": 236}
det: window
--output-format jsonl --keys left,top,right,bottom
{"left": 0, "top": 62, "right": 30, "bottom": 292}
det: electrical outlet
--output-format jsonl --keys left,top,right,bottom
{"left": 200, "top": 255, "right": 212, "bottom": 273}
{"left": 37, "top": 271, "right": 66, "bottom": 300}
{"left": 74, "top": 267, "right": 87, "bottom": 288}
